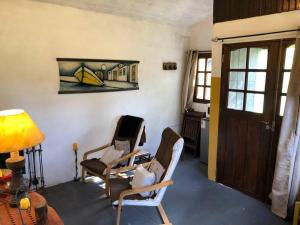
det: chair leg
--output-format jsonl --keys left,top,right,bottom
{"left": 105, "top": 176, "right": 112, "bottom": 197}
{"left": 105, "top": 186, "right": 110, "bottom": 198}
{"left": 103, "top": 179, "right": 109, "bottom": 197}
{"left": 157, "top": 204, "right": 172, "bottom": 225}
{"left": 81, "top": 168, "right": 86, "bottom": 183}
{"left": 116, "top": 203, "right": 122, "bottom": 225}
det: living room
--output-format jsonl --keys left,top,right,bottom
{"left": 0, "top": 0, "right": 300, "bottom": 225}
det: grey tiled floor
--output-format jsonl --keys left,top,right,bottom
{"left": 44, "top": 154, "right": 291, "bottom": 225}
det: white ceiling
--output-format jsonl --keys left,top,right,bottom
{"left": 32, "top": 0, "right": 213, "bottom": 27}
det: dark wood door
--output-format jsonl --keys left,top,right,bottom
{"left": 264, "top": 39, "right": 296, "bottom": 201}
{"left": 217, "top": 41, "right": 280, "bottom": 201}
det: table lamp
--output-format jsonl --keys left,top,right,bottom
{"left": 0, "top": 109, "right": 45, "bottom": 207}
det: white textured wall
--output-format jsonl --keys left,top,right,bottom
{"left": 189, "top": 14, "right": 213, "bottom": 51}
{"left": 0, "top": 0, "right": 189, "bottom": 186}
{"left": 188, "top": 14, "right": 213, "bottom": 112}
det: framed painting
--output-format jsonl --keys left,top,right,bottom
{"left": 57, "top": 58, "right": 140, "bottom": 94}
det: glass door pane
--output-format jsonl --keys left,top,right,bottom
{"left": 282, "top": 72, "right": 290, "bottom": 93}
{"left": 247, "top": 72, "right": 266, "bottom": 92}
{"left": 228, "top": 91, "right": 244, "bottom": 110}
{"left": 249, "top": 47, "right": 268, "bottom": 69}
{"left": 284, "top": 45, "right": 295, "bottom": 70}
{"left": 229, "top": 72, "right": 245, "bottom": 90}
{"left": 230, "top": 48, "right": 247, "bottom": 69}
{"left": 246, "top": 93, "right": 264, "bottom": 113}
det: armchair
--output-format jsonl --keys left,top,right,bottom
{"left": 80, "top": 115, "right": 145, "bottom": 197}
{"left": 109, "top": 127, "right": 184, "bottom": 225}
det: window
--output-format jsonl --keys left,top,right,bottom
{"left": 278, "top": 41, "right": 295, "bottom": 116}
{"left": 227, "top": 47, "right": 268, "bottom": 114}
{"left": 194, "top": 53, "right": 212, "bottom": 103}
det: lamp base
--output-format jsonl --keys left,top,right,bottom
{"left": 6, "top": 158, "right": 26, "bottom": 208}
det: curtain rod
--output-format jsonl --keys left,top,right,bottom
{"left": 189, "top": 50, "right": 211, "bottom": 53}
{"left": 212, "top": 28, "right": 300, "bottom": 42}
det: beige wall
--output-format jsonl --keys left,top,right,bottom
{"left": 208, "top": 10, "right": 300, "bottom": 181}
{"left": 189, "top": 14, "right": 213, "bottom": 51}
{"left": 188, "top": 14, "right": 213, "bottom": 112}
{"left": 0, "top": 0, "right": 189, "bottom": 186}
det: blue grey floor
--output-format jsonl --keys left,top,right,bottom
{"left": 44, "top": 154, "right": 291, "bottom": 225}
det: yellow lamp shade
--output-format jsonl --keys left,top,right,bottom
{"left": 0, "top": 109, "right": 45, "bottom": 153}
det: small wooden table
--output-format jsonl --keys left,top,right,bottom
{"left": 0, "top": 169, "right": 12, "bottom": 183}
{"left": 0, "top": 184, "right": 63, "bottom": 225}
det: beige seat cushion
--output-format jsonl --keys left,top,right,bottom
{"left": 149, "top": 158, "right": 165, "bottom": 183}
{"left": 131, "top": 165, "right": 156, "bottom": 197}
{"left": 115, "top": 140, "right": 131, "bottom": 155}
{"left": 100, "top": 146, "right": 124, "bottom": 165}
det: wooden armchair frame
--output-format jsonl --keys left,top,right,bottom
{"left": 115, "top": 180, "right": 174, "bottom": 225}
{"left": 81, "top": 144, "right": 140, "bottom": 197}
{"left": 109, "top": 127, "right": 184, "bottom": 225}
{"left": 81, "top": 115, "right": 145, "bottom": 197}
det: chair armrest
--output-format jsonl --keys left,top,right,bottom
{"left": 83, "top": 143, "right": 111, "bottom": 160}
{"left": 115, "top": 161, "right": 152, "bottom": 174}
{"left": 108, "top": 150, "right": 140, "bottom": 168}
{"left": 119, "top": 180, "right": 173, "bottom": 200}
{"left": 106, "top": 150, "right": 140, "bottom": 177}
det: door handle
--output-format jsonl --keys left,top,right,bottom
{"left": 260, "top": 121, "right": 275, "bottom": 131}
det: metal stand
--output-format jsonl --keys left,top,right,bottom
{"left": 26, "top": 145, "right": 45, "bottom": 191}
{"left": 73, "top": 144, "right": 80, "bottom": 182}
{"left": 6, "top": 158, "right": 26, "bottom": 207}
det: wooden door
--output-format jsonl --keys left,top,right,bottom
{"left": 264, "top": 39, "right": 296, "bottom": 200}
{"left": 217, "top": 41, "right": 280, "bottom": 201}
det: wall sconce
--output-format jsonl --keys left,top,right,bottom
{"left": 163, "top": 62, "right": 177, "bottom": 70}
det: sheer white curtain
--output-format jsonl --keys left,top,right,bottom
{"left": 271, "top": 32, "right": 300, "bottom": 218}
{"left": 181, "top": 50, "right": 198, "bottom": 112}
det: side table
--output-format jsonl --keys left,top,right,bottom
{"left": 0, "top": 186, "right": 63, "bottom": 225}
{"left": 134, "top": 150, "right": 152, "bottom": 164}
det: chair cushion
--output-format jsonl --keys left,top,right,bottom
{"left": 110, "top": 178, "right": 149, "bottom": 203}
{"left": 117, "top": 115, "right": 143, "bottom": 138}
{"left": 154, "top": 128, "right": 181, "bottom": 181}
{"left": 80, "top": 158, "right": 107, "bottom": 175}
{"left": 112, "top": 115, "right": 144, "bottom": 152}
{"left": 100, "top": 146, "right": 124, "bottom": 165}
{"left": 131, "top": 165, "right": 155, "bottom": 197}
{"left": 115, "top": 140, "right": 130, "bottom": 155}
{"left": 149, "top": 158, "right": 165, "bottom": 183}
